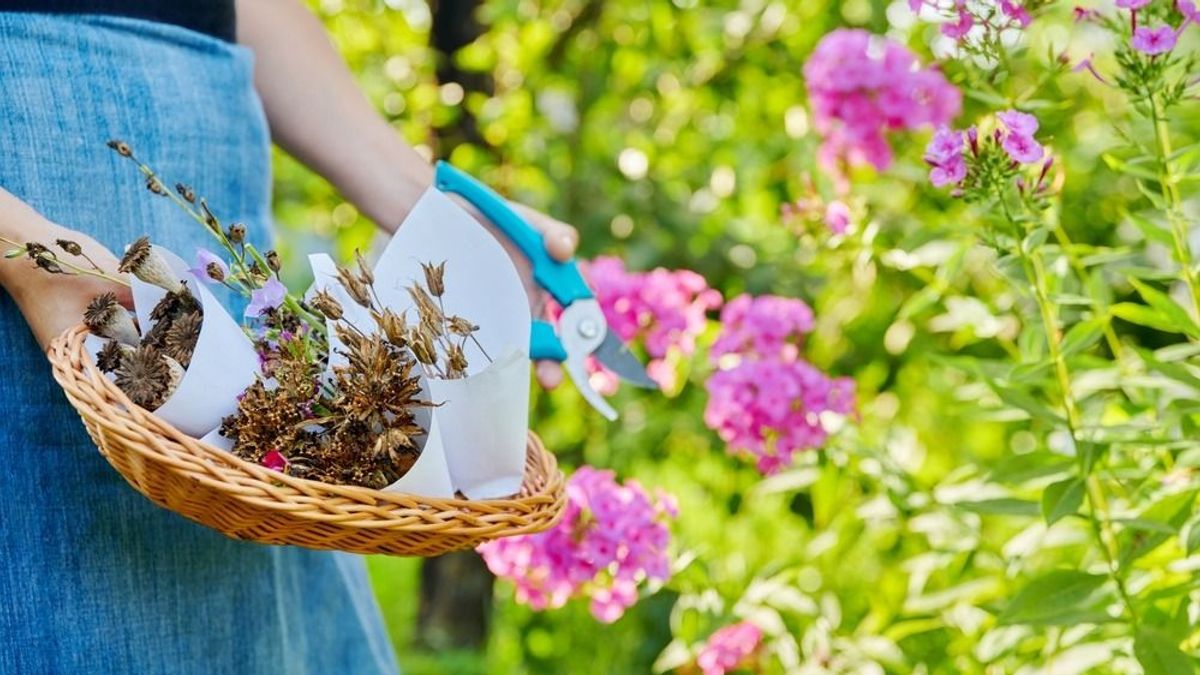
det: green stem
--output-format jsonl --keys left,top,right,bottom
{"left": 997, "top": 190, "right": 1139, "bottom": 630}
{"left": 1149, "top": 94, "right": 1200, "bottom": 320}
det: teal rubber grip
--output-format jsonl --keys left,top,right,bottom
{"left": 530, "top": 319, "right": 567, "bottom": 362}
{"left": 434, "top": 161, "right": 594, "bottom": 306}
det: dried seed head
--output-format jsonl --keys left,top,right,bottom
{"left": 336, "top": 265, "right": 373, "bottom": 308}
{"left": 371, "top": 427, "right": 414, "bottom": 460}
{"left": 24, "top": 242, "right": 49, "bottom": 260}
{"left": 447, "top": 343, "right": 468, "bottom": 378}
{"left": 145, "top": 176, "right": 166, "bottom": 196}
{"left": 310, "top": 290, "right": 344, "bottom": 321}
{"left": 95, "top": 340, "right": 133, "bottom": 374}
{"left": 115, "top": 345, "right": 173, "bottom": 410}
{"left": 118, "top": 237, "right": 185, "bottom": 293}
{"left": 376, "top": 309, "right": 408, "bottom": 347}
{"left": 422, "top": 261, "right": 446, "bottom": 297}
{"left": 266, "top": 250, "right": 281, "bottom": 274}
{"left": 205, "top": 261, "right": 226, "bottom": 283}
{"left": 411, "top": 330, "right": 437, "bottom": 366}
{"left": 83, "top": 292, "right": 141, "bottom": 345}
{"left": 175, "top": 183, "right": 196, "bottom": 203}
{"left": 163, "top": 311, "right": 202, "bottom": 368}
{"left": 35, "top": 256, "right": 64, "bottom": 274}
{"left": 448, "top": 316, "right": 478, "bottom": 336}
{"left": 162, "top": 354, "right": 186, "bottom": 399}
{"left": 406, "top": 284, "right": 440, "bottom": 321}
{"left": 106, "top": 139, "right": 132, "bottom": 157}
{"left": 200, "top": 200, "right": 221, "bottom": 234}
{"left": 55, "top": 239, "right": 82, "bottom": 256}
{"left": 354, "top": 250, "right": 374, "bottom": 286}
{"left": 227, "top": 223, "right": 246, "bottom": 244}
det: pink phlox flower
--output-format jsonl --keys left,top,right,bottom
{"left": 696, "top": 622, "right": 764, "bottom": 675}
{"left": 1132, "top": 24, "right": 1179, "bottom": 53}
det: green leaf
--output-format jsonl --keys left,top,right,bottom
{"left": 1060, "top": 318, "right": 1106, "bottom": 359}
{"left": 979, "top": 374, "right": 1064, "bottom": 425}
{"left": 1041, "top": 478, "right": 1084, "bottom": 525}
{"left": 1134, "top": 627, "right": 1196, "bottom": 675}
{"left": 997, "top": 570, "right": 1110, "bottom": 626}
{"left": 1125, "top": 211, "right": 1175, "bottom": 247}
{"left": 1119, "top": 490, "right": 1198, "bottom": 566}
{"left": 1103, "top": 153, "right": 1161, "bottom": 181}
{"left": 1129, "top": 279, "right": 1200, "bottom": 338}
{"left": 1185, "top": 520, "right": 1200, "bottom": 555}
{"left": 1112, "top": 303, "right": 1185, "bottom": 333}
{"left": 955, "top": 498, "right": 1040, "bottom": 517}
{"left": 1136, "top": 347, "right": 1200, "bottom": 391}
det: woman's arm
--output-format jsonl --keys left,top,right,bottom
{"left": 0, "top": 188, "right": 129, "bottom": 350}
{"left": 234, "top": 0, "right": 576, "bottom": 255}
{"left": 236, "top": 0, "right": 577, "bottom": 386}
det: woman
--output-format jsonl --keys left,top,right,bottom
{"left": 0, "top": 1, "right": 577, "bottom": 672}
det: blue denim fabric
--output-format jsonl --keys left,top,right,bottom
{"left": 0, "top": 13, "right": 400, "bottom": 675}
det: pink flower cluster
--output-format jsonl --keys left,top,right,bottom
{"left": 581, "top": 256, "right": 722, "bottom": 392}
{"left": 696, "top": 622, "right": 763, "bottom": 675}
{"left": 477, "top": 466, "right": 677, "bottom": 623}
{"left": 803, "top": 29, "right": 960, "bottom": 173}
{"left": 704, "top": 295, "right": 855, "bottom": 474}
{"left": 1119, "top": 0, "right": 1199, "bottom": 55}
{"left": 710, "top": 294, "right": 814, "bottom": 362}
{"left": 911, "top": 0, "right": 1032, "bottom": 40}
{"left": 925, "top": 109, "right": 1047, "bottom": 189}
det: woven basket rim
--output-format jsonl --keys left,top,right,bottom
{"left": 48, "top": 325, "right": 563, "bottom": 520}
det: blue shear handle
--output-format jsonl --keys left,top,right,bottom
{"left": 530, "top": 320, "right": 568, "bottom": 362}
{"left": 434, "top": 161, "right": 594, "bottom": 306}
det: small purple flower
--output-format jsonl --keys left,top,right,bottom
{"left": 1181, "top": 0, "right": 1200, "bottom": 23}
{"left": 188, "top": 248, "right": 228, "bottom": 285}
{"left": 1117, "top": 0, "right": 1151, "bottom": 8}
{"left": 925, "top": 126, "right": 965, "bottom": 162}
{"left": 1072, "top": 54, "right": 1112, "bottom": 85}
{"left": 929, "top": 155, "right": 967, "bottom": 187}
{"left": 1000, "top": 0, "right": 1032, "bottom": 27}
{"left": 1132, "top": 25, "right": 1179, "bottom": 54}
{"left": 824, "top": 201, "right": 852, "bottom": 235}
{"left": 942, "top": 9, "right": 974, "bottom": 38}
{"left": 997, "top": 110, "right": 1039, "bottom": 137}
{"left": 1002, "top": 133, "right": 1045, "bottom": 164}
{"left": 245, "top": 278, "right": 287, "bottom": 318}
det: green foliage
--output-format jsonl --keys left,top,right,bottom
{"left": 283, "top": 1, "right": 1200, "bottom": 673}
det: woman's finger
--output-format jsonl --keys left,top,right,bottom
{"left": 535, "top": 360, "right": 564, "bottom": 390}
{"left": 542, "top": 221, "right": 578, "bottom": 262}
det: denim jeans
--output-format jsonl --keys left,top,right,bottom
{"left": 0, "top": 13, "right": 399, "bottom": 674}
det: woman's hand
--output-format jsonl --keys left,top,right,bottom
{"left": 0, "top": 209, "right": 130, "bottom": 352}
{"left": 511, "top": 204, "right": 579, "bottom": 390}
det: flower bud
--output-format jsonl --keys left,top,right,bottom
{"left": 106, "top": 139, "right": 132, "bottom": 157}
{"left": 227, "top": 223, "right": 246, "bottom": 244}
{"left": 266, "top": 250, "right": 281, "bottom": 274}
{"left": 205, "top": 261, "right": 226, "bottom": 283}
{"left": 55, "top": 239, "right": 83, "bottom": 256}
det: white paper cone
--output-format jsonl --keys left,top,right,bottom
{"left": 383, "top": 393, "right": 454, "bottom": 498}
{"left": 371, "top": 189, "right": 532, "bottom": 375}
{"left": 429, "top": 348, "right": 530, "bottom": 499}
{"left": 127, "top": 246, "right": 260, "bottom": 438}
{"left": 199, "top": 427, "right": 235, "bottom": 452}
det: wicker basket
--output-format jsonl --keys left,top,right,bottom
{"left": 47, "top": 325, "right": 566, "bottom": 557}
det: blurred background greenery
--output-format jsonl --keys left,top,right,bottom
{"left": 272, "top": 1, "right": 1200, "bottom": 673}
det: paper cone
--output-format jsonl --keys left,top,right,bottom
{"left": 428, "top": 348, "right": 531, "bottom": 499}
{"left": 127, "top": 246, "right": 260, "bottom": 438}
{"left": 383, "top": 378, "right": 455, "bottom": 498}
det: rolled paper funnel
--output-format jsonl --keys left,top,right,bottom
{"left": 127, "top": 246, "right": 260, "bottom": 438}
{"left": 429, "top": 348, "right": 531, "bottom": 499}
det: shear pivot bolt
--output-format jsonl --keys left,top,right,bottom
{"left": 578, "top": 319, "right": 600, "bottom": 339}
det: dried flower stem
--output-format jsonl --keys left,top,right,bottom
{"left": 0, "top": 235, "right": 130, "bottom": 287}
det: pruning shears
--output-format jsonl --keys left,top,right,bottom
{"left": 435, "top": 161, "right": 655, "bottom": 421}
